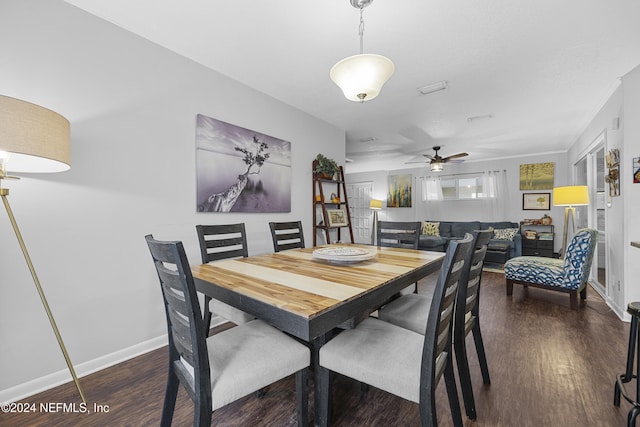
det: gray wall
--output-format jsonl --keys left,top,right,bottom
{"left": 0, "top": 0, "right": 344, "bottom": 400}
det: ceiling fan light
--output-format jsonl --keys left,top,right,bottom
{"left": 330, "top": 54, "right": 395, "bottom": 102}
{"left": 430, "top": 161, "right": 444, "bottom": 172}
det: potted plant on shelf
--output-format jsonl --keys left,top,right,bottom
{"left": 314, "top": 154, "right": 339, "bottom": 180}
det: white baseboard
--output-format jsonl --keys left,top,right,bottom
{"left": 0, "top": 334, "right": 168, "bottom": 404}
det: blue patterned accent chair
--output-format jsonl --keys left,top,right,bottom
{"left": 504, "top": 228, "right": 597, "bottom": 309}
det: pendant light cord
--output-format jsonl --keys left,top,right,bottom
{"left": 359, "top": 7, "right": 365, "bottom": 54}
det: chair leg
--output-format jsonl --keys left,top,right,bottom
{"left": 454, "top": 336, "right": 476, "bottom": 420}
{"left": 316, "top": 366, "right": 331, "bottom": 427}
{"left": 580, "top": 286, "right": 588, "bottom": 300}
{"left": 444, "top": 353, "right": 464, "bottom": 427}
{"left": 570, "top": 291, "right": 578, "bottom": 310}
{"left": 295, "top": 368, "right": 309, "bottom": 427}
{"left": 419, "top": 384, "right": 438, "bottom": 427}
{"left": 629, "top": 406, "right": 640, "bottom": 427}
{"left": 472, "top": 322, "right": 491, "bottom": 385}
{"left": 160, "top": 367, "right": 180, "bottom": 427}
{"left": 506, "top": 279, "right": 513, "bottom": 296}
{"left": 202, "top": 296, "right": 213, "bottom": 336}
{"left": 193, "top": 397, "right": 212, "bottom": 427}
{"left": 615, "top": 317, "right": 639, "bottom": 406}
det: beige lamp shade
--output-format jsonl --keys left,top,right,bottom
{"left": 553, "top": 185, "right": 590, "bottom": 206}
{"left": 369, "top": 199, "right": 383, "bottom": 210}
{"left": 0, "top": 95, "right": 70, "bottom": 173}
{"left": 330, "top": 54, "right": 395, "bottom": 102}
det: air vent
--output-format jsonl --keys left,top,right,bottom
{"left": 417, "top": 81, "right": 448, "bottom": 95}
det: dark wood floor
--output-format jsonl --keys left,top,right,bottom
{"left": 4, "top": 270, "right": 632, "bottom": 426}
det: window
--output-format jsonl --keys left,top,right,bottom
{"left": 441, "top": 174, "right": 484, "bottom": 200}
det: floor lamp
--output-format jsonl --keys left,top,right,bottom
{"left": 0, "top": 95, "right": 85, "bottom": 403}
{"left": 553, "top": 185, "right": 590, "bottom": 257}
{"left": 370, "top": 199, "right": 382, "bottom": 245}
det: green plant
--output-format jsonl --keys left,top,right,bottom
{"left": 314, "top": 153, "right": 339, "bottom": 177}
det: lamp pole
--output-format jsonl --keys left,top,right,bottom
{"left": 1, "top": 178, "right": 86, "bottom": 404}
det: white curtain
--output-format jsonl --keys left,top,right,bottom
{"left": 421, "top": 176, "right": 443, "bottom": 201}
{"left": 481, "top": 170, "right": 509, "bottom": 220}
{"left": 420, "top": 176, "right": 443, "bottom": 219}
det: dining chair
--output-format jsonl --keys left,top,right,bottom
{"left": 376, "top": 220, "right": 421, "bottom": 249}
{"left": 453, "top": 229, "right": 492, "bottom": 420}
{"left": 196, "top": 224, "right": 255, "bottom": 334}
{"left": 505, "top": 228, "right": 597, "bottom": 309}
{"left": 377, "top": 230, "right": 492, "bottom": 420}
{"left": 317, "top": 234, "right": 473, "bottom": 427}
{"left": 145, "top": 235, "right": 310, "bottom": 427}
{"left": 269, "top": 221, "right": 305, "bottom": 252}
{"left": 376, "top": 220, "right": 422, "bottom": 293}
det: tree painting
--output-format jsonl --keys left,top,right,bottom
{"left": 519, "top": 162, "right": 554, "bottom": 190}
{"left": 196, "top": 114, "right": 291, "bottom": 213}
{"left": 387, "top": 174, "right": 412, "bottom": 208}
{"left": 235, "top": 136, "right": 270, "bottom": 175}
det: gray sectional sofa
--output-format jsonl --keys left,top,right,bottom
{"left": 419, "top": 220, "right": 522, "bottom": 259}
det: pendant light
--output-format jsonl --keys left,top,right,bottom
{"left": 330, "top": 0, "right": 395, "bottom": 102}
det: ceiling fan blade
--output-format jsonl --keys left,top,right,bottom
{"left": 442, "top": 152, "right": 468, "bottom": 162}
{"left": 423, "top": 154, "right": 435, "bottom": 160}
{"left": 404, "top": 159, "right": 430, "bottom": 164}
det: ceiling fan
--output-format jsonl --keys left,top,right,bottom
{"left": 406, "top": 146, "right": 468, "bottom": 172}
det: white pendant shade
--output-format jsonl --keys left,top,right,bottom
{"left": 0, "top": 95, "right": 70, "bottom": 173}
{"left": 330, "top": 54, "right": 395, "bottom": 102}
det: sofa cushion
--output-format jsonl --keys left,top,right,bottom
{"left": 481, "top": 221, "right": 517, "bottom": 230}
{"left": 493, "top": 228, "right": 519, "bottom": 241}
{"left": 439, "top": 222, "right": 452, "bottom": 237}
{"left": 421, "top": 221, "right": 440, "bottom": 236}
{"left": 450, "top": 222, "right": 480, "bottom": 238}
{"left": 418, "top": 235, "right": 446, "bottom": 250}
{"left": 419, "top": 220, "right": 521, "bottom": 258}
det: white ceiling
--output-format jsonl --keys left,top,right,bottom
{"left": 64, "top": 0, "right": 640, "bottom": 173}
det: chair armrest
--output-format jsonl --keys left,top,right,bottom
{"left": 513, "top": 233, "right": 522, "bottom": 257}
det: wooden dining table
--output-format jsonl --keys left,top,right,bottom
{"left": 191, "top": 243, "right": 445, "bottom": 424}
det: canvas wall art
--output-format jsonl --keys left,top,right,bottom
{"left": 605, "top": 148, "right": 620, "bottom": 196}
{"left": 196, "top": 114, "right": 291, "bottom": 212}
{"left": 387, "top": 174, "right": 412, "bottom": 208}
{"left": 519, "top": 162, "right": 554, "bottom": 190}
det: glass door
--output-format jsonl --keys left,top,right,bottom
{"left": 575, "top": 140, "right": 606, "bottom": 294}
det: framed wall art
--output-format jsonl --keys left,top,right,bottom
{"left": 519, "top": 162, "right": 554, "bottom": 190}
{"left": 387, "top": 174, "right": 412, "bottom": 208}
{"left": 522, "top": 193, "right": 550, "bottom": 210}
{"left": 196, "top": 114, "right": 291, "bottom": 213}
{"left": 326, "top": 208, "right": 349, "bottom": 227}
{"left": 605, "top": 148, "right": 620, "bottom": 196}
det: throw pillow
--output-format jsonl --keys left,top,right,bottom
{"left": 493, "top": 227, "right": 519, "bottom": 241}
{"left": 422, "top": 221, "right": 440, "bottom": 236}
